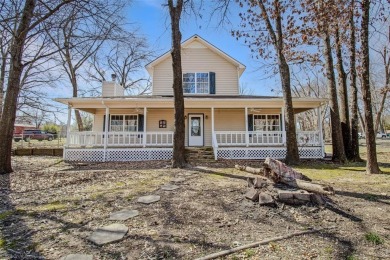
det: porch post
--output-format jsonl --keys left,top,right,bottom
{"left": 281, "top": 106, "right": 286, "bottom": 144}
{"left": 143, "top": 107, "right": 147, "bottom": 147}
{"left": 211, "top": 107, "right": 215, "bottom": 135}
{"left": 245, "top": 107, "right": 249, "bottom": 147}
{"left": 66, "top": 104, "right": 72, "bottom": 147}
{"left": 103, "top": 107, "right": 109, "bottom": 162}
{"left": 317, "top": 107, "right": 325, "bottom": 157}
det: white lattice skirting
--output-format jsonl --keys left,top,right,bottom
{"left": 217, "top": 147, "right": 323, "bottom": 159}
{"left": 64, "top": 148, "right": 173, "bottom": 162}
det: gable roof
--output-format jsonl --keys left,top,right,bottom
{"left": 146, "top": 35, "right": 246, "bottom": 77}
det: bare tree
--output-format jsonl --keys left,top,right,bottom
{"left": 233, "top": 0, "right": 300, "bottom": 164}
{"left": 0, "top": 0, "right": 75, "bottom": 174}
{"left": 48, "top": 1, "right": 127, "bottom": 131}
{"left": 348, "top": 0, "right": 361, "bottom": 161}
{"left": 335, "top": 23, "right": 351, "bottom": 159}
{"left": 168, "top": 0, "right": 186, "bottom": 168}
{"left": 360, "top": 0, "right": 380, "bottom": 174}
{"left": 88, "top": 37, "right": 153, "bottom": 96}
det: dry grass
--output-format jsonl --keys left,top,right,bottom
{"left": 1, "top": 141, "right": 389, "bottom": 259}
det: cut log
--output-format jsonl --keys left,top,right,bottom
{"left": 253, "top": 177, "right": 268, "bottom": 188}
{"left": 263, "top": 157, "right": 311, "bottom": 182}
{"left": 282, "top": 179, "right": 334, "bottom": 195}
{"left": 244, "top": 188, "right": 259, "bottom": 201}
{"left": 235, "top": 165, "right": 263, "bottom": 175}
{"left": 258, "top": 192, "right": 275, "bottom": 206}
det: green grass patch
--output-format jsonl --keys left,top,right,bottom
{"left": 346, "top": 255, "right": 358, "bottom": 260}
{"left": 0, "top": 210, "right": 13, "bottom": 220}
{"left": 365, "top": 232, "right": 384, "bottom": 245}
{"left": 244, "top": 248, "right": 256, "bottom": 258}
{"left": 35, "top": 201, "right": 67, "bottom": 212}
{"left": 0, "top": 238, "right": 5, "bottom": 249}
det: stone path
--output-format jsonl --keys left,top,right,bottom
{"left": 109, "top": 209, "right": 139, "bottom": 221}
{"left": 137, "top": 195, "right": 161, "bottom": 204}
{"left": 61, "top": 254, "right": 93, "bottom": 260}
{"left": 66, "top": 175, "right": 188, "bottom": 258}
{"left": 88, "top": 223, "right": 128, "bottom": 245}
{"left": 171, "top": 177, "right": 186, "bottom": 183}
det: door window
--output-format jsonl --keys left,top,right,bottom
{"left": 191, "top": 117, "right": 201, "bottom": 136}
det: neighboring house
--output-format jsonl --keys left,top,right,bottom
{"left": 55, "top": 35, "right": 326, "bottom": 162}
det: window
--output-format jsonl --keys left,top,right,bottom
{"left": 254, "top": 115, "right": 280, "bottom": 131}
{"left": 183, "top": 72, "right": 209, "bottom": 94}
{"left": 110, "top": 115, "right": 138, "bottom": 132}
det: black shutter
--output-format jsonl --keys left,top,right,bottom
{"left": 280, "top": 114, "right": 283, "bottom": 130}
{"left": 248, "top": 114, "right": 253, "bottom": 131}
{"left": 209, "top": 72, "right": 216, "bottom": 94}
{"left": 103, "top": 114, "right": 111, "bottom": 132}
{"left": 138, "top": 114, "right": 144, "bottom": 132}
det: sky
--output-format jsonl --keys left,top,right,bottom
{"left": 125, "top": 0, "right": 279, "bottom": 96}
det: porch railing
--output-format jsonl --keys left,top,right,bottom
{"left": 67, "top": 131, "right": 174, "bottom": 147}
{"left": 214, "top": 130, "right": 321, "bottom": 147}
{"left": 296, "top": 131, "right": 321, "bottom": 146}
{"left": 214, "top": 131, "right": 285, "bottom": 146}
{"left": 68, "top": 130, "right": 321, "bottom": 148}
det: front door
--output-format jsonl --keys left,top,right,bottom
{"left": 188, "top": 114, "right": 204, "bottom": 146}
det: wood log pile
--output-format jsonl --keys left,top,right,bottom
{"left": 236, "top": 158, "right": 334, "bottom": 206}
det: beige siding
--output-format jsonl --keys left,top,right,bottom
{"left": 153, "top": 47, "right": 239, "bottom": 96}
{"left": 215, "top": 109, "right": 245, "bottom": 131}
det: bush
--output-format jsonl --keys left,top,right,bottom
{"left": 42, "top": 124, "right": 60, "bottom": 134}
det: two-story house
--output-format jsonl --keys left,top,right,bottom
{"left": 55, "top": 35, "right": 326, "bottom": 162}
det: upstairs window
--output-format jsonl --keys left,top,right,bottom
{"left": 183, "top": 72, "right": 209, "bottom": 94}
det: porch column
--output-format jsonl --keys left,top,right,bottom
{"left": 245, "top": 107, "right": 249, "bottom": 147}
{"left": 317, "top": 107, "right": 325, "bottom": 157}
{"left": 211, "top": 107, "right": 215, "bottom": 135}
{"left": 281, "top": 106, "right": 286, "bottom": 144}
{"left": 103, "top": 106, "right": 109, "bottom": 162}
{"left": 143, "top": 107, "right": 147, "bottom": 147}
{"left": 66, "top": 105, "right": 72, "bottom": 146}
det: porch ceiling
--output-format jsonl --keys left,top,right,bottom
{"left": 55, "top": 96, "right": 327, "bottom": 114}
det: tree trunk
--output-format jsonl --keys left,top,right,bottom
{"left": 322, "top": 27, "right": 346, "bottom": 163}
{"left": 72, "top": 79, "right": 83, "bottom": 131}
{"left": 374, "top": 47, "right": 389, "bottom": 133}
{"left": 360, "top": 0, "right": 380, "bottom": 174}
{"left": 335, "top": 25, "right": 351, "bottom": 159}
{"left": 0, "top": 0, "right": 36, "bottom": 174}
{"left": 0, "top": 52, "right": 7, "bottom": 120}
{"left": 348, "top": 0, "right": 361, "bottom": 162}
{"left": 279, "top": 55, "right": 299, "bottom": 165}
{"left": 168, "top": 0, "right": 186, "bottom": 168}
{"left": 274, "top": 1, "right": 299, "bottom": 165}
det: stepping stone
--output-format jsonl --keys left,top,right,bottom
{"left": 161, "top": 184, "right": 180, "bottom": 191}
{"left": 61, "top": 254, "right": 93, "bottom": 260}
{"left": 109, "top": 209, "right": 139, "bottom": 221}
{"left": 88, "top": 223, "right": 128, "bottom": 245}
{"left": 171, "top": 177, "right": 185, "bottom": 183}
{"left": 137, "top": 195, "right": 160, "bottom": 204}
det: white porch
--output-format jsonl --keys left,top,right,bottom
{"left": 64, "top": 129, "right": 323, "bottom": 161}
{"left": 61, "top": 96, "right": 326, "bottom": 162}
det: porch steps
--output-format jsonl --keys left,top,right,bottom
{"left": 185, "top": 147, "right": 215, "bottom": 162}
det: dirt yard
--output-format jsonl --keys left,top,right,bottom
{"left": 1, "top": 143, "right": 389, "bottom": 259}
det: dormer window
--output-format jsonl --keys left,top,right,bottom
{"left": 183, "top": 73, "right": 209, "bottom": 94}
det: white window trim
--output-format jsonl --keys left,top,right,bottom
{"left": 110, "top": 114, "right": 138, "bottom": 132}
{"left": 183, "top": 72, "right": 210, "bottom": 94}
{"left": 253, "top": 114, "right": 281, "bottom": 131}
